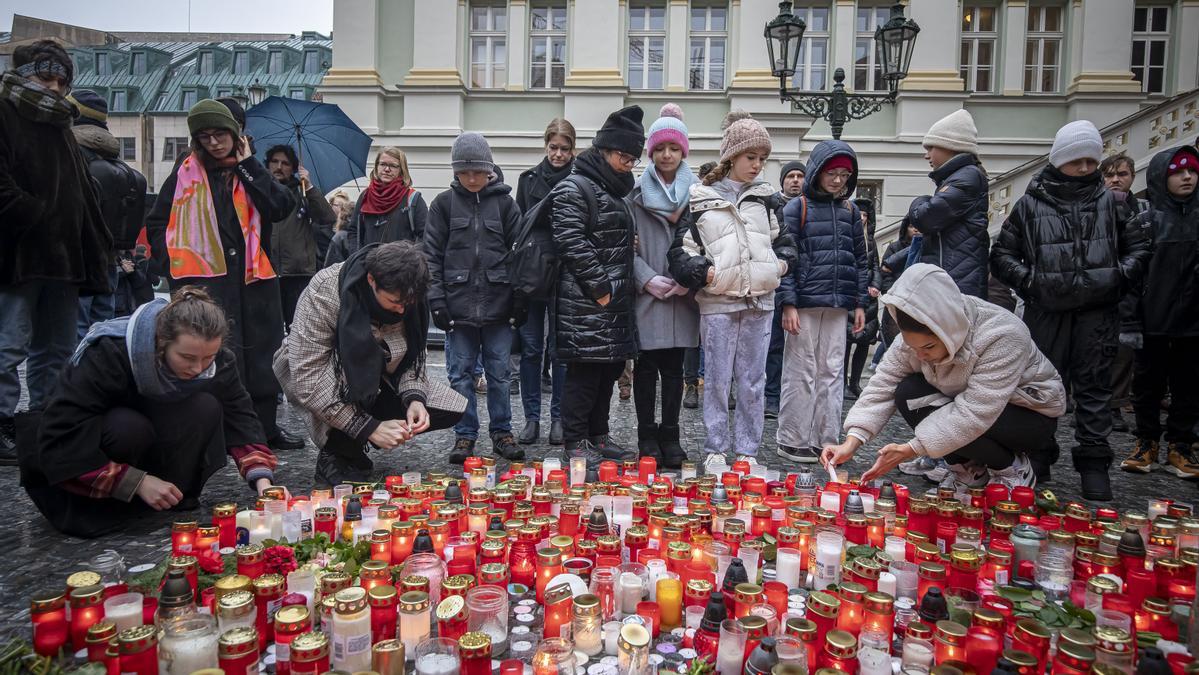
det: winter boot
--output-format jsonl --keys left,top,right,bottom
{"left": 658, "top": 424, "right": 687, "bottom": 470}
{"left": 314, "top": 448, "right": 373, "bottom": 488}
{"left": 448, "top": 437, "right": 476, "bottom": 465}
{"left": 1074, "top": 456, "right": 1113, "bottom": 502}
{"left": 1120, "top": 439, "right": 1159, "bottom": 473}
{"left": 637, "top": 424, "right": 661, "bottom": 462}
{"left": 0, "top": 417, "right": 16, "bottom": 467}
{"left": 592, "top": 434, "right": 636, "bottom": 462}
{"left": 1164, "top": 442, "right": 1199, "bottom": 480}
{"left": 683, "top": 383, "right": 699, "bottom": 409}
{"left": 564, "top": 439, "right": 603, "bottom": 471}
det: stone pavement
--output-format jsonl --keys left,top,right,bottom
{"left": 0, "top": 350, "right": 1189, "bottom": 640}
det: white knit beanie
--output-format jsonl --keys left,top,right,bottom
{"left": 1049, "top": 120, "right": 1103, "bottom": 169}
{"left": 922, "top": 109, "right": 979, "bottom": 155}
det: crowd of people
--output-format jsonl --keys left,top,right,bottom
{"left": 2, "top": 40, "right": 1197, "bottom": 537}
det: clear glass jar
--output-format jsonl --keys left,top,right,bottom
{"left": 90, "top": 550, "right": 126, "bottom": 589}
{"left": 464, "top": 585, "right": 508, "bottom": 656}
{"left": 158, "top": 614, "right": 218, "bottom": 675}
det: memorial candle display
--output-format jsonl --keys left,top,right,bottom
{"left": 69, "top": 584, "right": 104, "bottom": 651}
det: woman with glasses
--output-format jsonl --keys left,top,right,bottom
{"left": 774, "top": 139, "right": 871, "bottom": 465}
{"left": 146, "top": 99, "right": 297, "bottom": 451}
{"left": 551, "top": 106, "right": 645, "bottom": 470}
{"left": 349, "top": 147, "right": 428, "bottom": 249}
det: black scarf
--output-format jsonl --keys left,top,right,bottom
{"left": 535, "top": 157, "right": 573, "bottom": 192}
{"left": 336, "top": 244, "right": 429, "bottom": 407}
{"left": 575, "top": 147, "right": 635, "bottom": 198}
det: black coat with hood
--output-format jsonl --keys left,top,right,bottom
{"left": 73, "top": 124, "right": 148, "bottom": 251}
{"left": 517, "top": 157, "right": 575, "bottom": 213}
{"left": 424, "top": 170, "right": 522, "bottom": 327}
{"left": 990, "top": 165, "right": 1151, "bottom": 314}
{"left": 1136, "top": 146, "right": 1199, "bottom": 336}
{"left": 551, "top": 148, "right": 639, "bottom": 362}
{"left": 906, "top": 153, "right": 991, "bottom": 298}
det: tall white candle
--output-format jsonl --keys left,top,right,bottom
{"left": 877, "top": 571, "right": 897, "bottom": 599}
{"left": 819, "top": 491, "right": 841, "bottom": 513}
{"left": 774, "top": 548, "right": 802, "bottom": 589}
{"left": 570, "top": 458, "right": 587, "bottom": 486}
{"left": 813, "top": 531, "right": 844, "bottom": 590}
{"left": 618, "top": 573, "right": 643, "bottom": 615}
{"left": 104, "top": 593, "right": 143, "bottom": 633}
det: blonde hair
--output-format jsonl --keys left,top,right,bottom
{"left": 328, "top": 189, "right": 352, "bottom": 231}
{"left": 371, "top": 147, "right": 413, "bottom": 187}
{"left": 543, "top": 118, "right": 577, "bottom": 149}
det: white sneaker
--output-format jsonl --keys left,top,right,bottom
{"left": 988, "top": 454, "right": 1037, "bottom": 491}
{"left": 778, "top": 445, "right": 821, "bottom": 463}
{"left": 736, "top": 454, "right": 759, "bottom": 466}
{"left": 704, "top": 453, "right": 727, "bottom": 475}
{"left": 939, "top": 460, "right": 989, "bottom": 492}
{"left": 924, "top": 460, "right": 950, "bottom": 483}
{"left": 898, "top": 455, "right": 936, "bottom": 476}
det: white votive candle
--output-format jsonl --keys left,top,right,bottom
{"left": 774, "top": 548, "right": 802, "bottom": 590}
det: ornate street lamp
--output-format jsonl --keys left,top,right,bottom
{"left": 767, "top": 2, "right": 919, "bottom": 139}
{"left": 247, "top": 81, "right": 269, "bottom": 107}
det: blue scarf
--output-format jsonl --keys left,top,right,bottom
{"left": 71, "top": 298, "right": 216, "bottom": 401}
{"left": 638, "top": 162, "right": 698, "bottom": 219}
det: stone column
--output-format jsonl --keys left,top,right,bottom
{"left": 320, "top": 0, "right": 384, "bottom": 134}
{"left": 507, "top": 0, "right": 529, "bottom": 91}
{"left": 1065, "top": 0, "right": 1142, "bottom": 124}
{"left": 899, "top": 0, "right": 964, "bottom": 92}
{"left": 403, "top": 0, "right": 464, "bottom": 86}
{"left": 564, "top": 0, "right": 623, "bottom": 87}
{"left": 1175, "top": 0, "right": 1199, "bottom": 93}
{"left": 665, "top": 0, "right": 689, "bottom": 92}
{"left": 1000, "top": 0, "right": 1028, "bottom": 96}
{"left": 729, "top": 0, "right": 776, "bottom": 89}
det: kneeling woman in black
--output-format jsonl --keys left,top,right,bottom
{"left": 24, "top": 287, "right": 276, "bottom": 537}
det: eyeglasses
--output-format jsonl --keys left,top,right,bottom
{"left": 824, "top": 170, "right": 852, "bottom": 181}
{"left": 378, "top": 162, "right": 402, "bottom": 171}
{"left": 615, "top": 151, "right": 642, "bottom": 168}
{"left": 196, "top": 131, "right": 231, "bottom": 144}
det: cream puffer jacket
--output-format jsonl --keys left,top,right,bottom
{"left": 681, "top": 181, "right": 788, "bottom": 314}
{"left": 843, "top": 264, "right": 1066, "bottom": 458}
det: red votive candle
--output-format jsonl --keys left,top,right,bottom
{"left": 31, "top": 591, "right": 69, "bottom": 657}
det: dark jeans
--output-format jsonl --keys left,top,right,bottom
{"left": 1109, "top": 344, "right": 1135, "bottom": 410}
{"left": 765, "top": 308, "right": 785, "bottom": 407}
{"left": 446, "top": 324, "right": 513, "bottom": 439}
{"left": 25, "top": 392, "right": 226, "bottom": 538}
{"left": 561, "top": 361, "right": 625, "bottom": 443}
{"left": 683, "top": 346, "right": 704, "bottom": 385}
{"left": 518, "top": 300, "right": 565, "bottom": 421}
{"left": 0, "top": 280, "right": 80, "bottom": 416}
{"left": 76, "top": 263, "right": 121, "bottom": 341}
{"left": 633, "top": 348, "right": 685, "bottom": 428}
{"left": 845, "top": 339, "right": 871, "bottom": 389}
{"left": 1132, "top": 335, "right": 1199, "bottom": 445}
{"left": 872, "top": 333, "right": 889, "bottom": 366}
{"left": 324, "top": 384, "right": 463, "bottom": 466}
{"left": 279, "top": 275, "right": 313, "bottom": 329}
{"left": 1024, "top": 305, "right": 1118, "bottom": 463}
{"left": 894, "top": 373, "right": 1058, "bottom": 469}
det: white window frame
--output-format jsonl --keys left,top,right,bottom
{"left": 198, "top": 51, "right": 213, "bottom": 75}
{"left": 1132, "top": 3, "right": 1170, "bottom": 95}
{"left": 1024, "top": 5, "right": 1063, "bottom": 94}
{"left": 110, "top": 90, "right": 128, "bottom": 112}
{"left": 790, "top": 4, "right": 830, "bottom": 91}
{"left": 688, "top": 2, "right": 728, "bottom": 91}
{"left": 853, "top": 4, "right": 890, "bottom": 92}
{"left": 468, "top": 3, "right": 507, "bottom": 90}
{"left": 959, "top": 5, "right": 998, "bottom": 93}
{"left": 628, "top": 2, "right": 666, "bottom": 91}
{"left": 529, "top": 4, "right": 567, "bottom": 90}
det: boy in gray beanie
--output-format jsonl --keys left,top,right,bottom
{"left": 990, "top": 120, "right": 1152, "bottom": 501}
{"left": 424, "top": 131, "right": 525, "bottom": 465}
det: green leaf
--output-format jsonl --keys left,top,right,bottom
{"left": 996, "top": 586, "right": 1031, "bottom": 602}
{"left": 1037, "top": 606, "right": 1059, "bottom": 624}
{"left": 1031, "top": 590, "right": 1046, "bottom": 601}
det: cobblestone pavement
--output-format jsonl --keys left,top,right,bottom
{"left": 0, "top": 351, "right": 1189, "bottom": 640}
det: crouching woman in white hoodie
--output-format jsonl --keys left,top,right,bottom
{"left": 822, "top": 263, "right": 1066, "bottom": 491}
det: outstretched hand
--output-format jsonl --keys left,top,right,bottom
{"left": 407, "top": 401, "right": 431, "bottom": 435}
{"left": 862, "top": 442, "right": 916, "bottom": 482}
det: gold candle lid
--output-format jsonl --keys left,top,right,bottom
{"left": 217, "top": 590, "right": 255, "bottom": 618}
{"left": 117, "top": 625, "right": 158, "bottom": 653}
{"left": 399, "top": 591, "right": 430, "bottom": 612}
{"left": 275, "top": 604, "right": 311, "bottom": 628}
{"left": 572, "top": 593, "right": 600, "bottom": 616}
{"left": 66, "top": 571, "right": 102, "bottom": 589}
{"left": 458, "top": 631, "right": 492, "bottom": 659}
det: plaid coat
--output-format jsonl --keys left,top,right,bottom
{"left": 273, "top": 265, "right": 465, "bottom": 447}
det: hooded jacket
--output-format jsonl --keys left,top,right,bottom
{"left": 990, "top": 165, "right": 1151, "bottom": 313}
{"left": 667, "top": 180, "right": 793, "bottom": 315}
{"left": 906, "top": 153, "right": 991, "bottom": 298}
{"left": 777, "top": 140, "right": 870, "bottom": 312}
{"left": 270, "top": 178, "right": 336, "bottom": 277}
{"left": 843, "top": 264, "right": 1066, "bottom": 459}
{"left": 73, "top": 124, "right": 147, "bottom": 252}
{"left": 1137, "top": 146, "right": 1199, "bottom": 336}
{"left": 424, "top": 173, "right": 522, "bottom": 327}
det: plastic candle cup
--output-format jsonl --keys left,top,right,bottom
{"left": 118, "top": 625, "right": 160, "bottom": 675}
{"left": 775, "top": 548, "right": 802, "bottom": 589}
{"left": 716, "top": 618, "right": 748, "bottom": 675}
{"left": 69, "top": 584, "right": 105, "bottom": 651}
{"left": 813, "top": 531, "right": 844, "bottom": 590}
{"left": 657, "top": 574, "right": 683, "bottom": 629}
{"left": 103, "top": 592, "right": 143, "bottom": 633}
{"left": 30, "top": 591, "right": 69, "bottom": 657}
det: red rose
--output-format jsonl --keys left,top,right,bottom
{"left": 197, "top": 549, "right": 225, "bottom": 574}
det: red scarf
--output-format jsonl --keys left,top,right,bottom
{"left": 361, "top": 177, "right": 412, "bottom": 215}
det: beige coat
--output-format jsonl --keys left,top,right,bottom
{"left": 682, "top": 181, "right": 787, "bottom": 314}
{"left": 272, "top": 265, "right": 465, "bottom": 447}
{"left": 844, "top": 264, "right": 1066, "bottom": 458}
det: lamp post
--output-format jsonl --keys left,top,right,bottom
{"left": 247, "top": 81, "right": 268, "bottom": 107}
{"left": 765, "top": 2, "right": 919, "bottom": 140}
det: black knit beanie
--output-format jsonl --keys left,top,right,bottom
{"left": 593, "top": 105, "right": 646, "bottom": 157}
{"left": 779, "top": 160, "right": 806, "bottom": 185}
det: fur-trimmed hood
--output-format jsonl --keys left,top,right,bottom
{"left": 72, "top": 124, "right": 120, "bottom": 158}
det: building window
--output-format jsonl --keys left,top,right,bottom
{"left": 131, "top": 52, "right": 146, "bottom": 75}
{"left": 163, "top": 137, "right": 189, "bottom": 162}
{"left": 1024, "top": 5, "right": 1062, "bottom": 93}
{"left": 233, "top": 51, "right": 249, "bottom": 75}
{"left": 290, "top": 88, "right": 307, "bottom": 99}
{"left": 853, "top": 4, "right": 891, "bottom": 91}
{"left": 689, "top": 2, "right": 727, "bottom": 90}
{"left": 469, "top": 4, "right": 507, "bottom": 89}
{"left": 854, "top": 180, "right": 882, "bottom": 213}
{"left": 529, "top": 4, "right": 567, "bottom": 89}
{"left": 96, "top": 52, "right": 110, "bottom": 75}
{"left": 960, "top": 6, "right": 997, "bottom": 93}
{"left": 118, "top": 137, "right": 136, "bottom": 161}
{"left": 181, "top": 90, "right": 198, "bottom": 110}
{"left": 110, "top": 90, "right": 127, "bottom": 112}
{"left": 215, "top": 87, "right": 233, "bottom": 98}
{"left": 303, "top": 49, "right": 320, "bottom": 74}
{"left": 1132, "top": 4, "right": 1169, "bottom": 94}
{"left": 268, "top": 51, "right": 284, "bottom": 74}
{"left": 198, "top": 51, "right": 213, "bottom": 75}
{"left": 791, "top": 4, "right": 830, "bottom": 90}
{"left": 628, "top": 2, "right": 665, "bottom": 90}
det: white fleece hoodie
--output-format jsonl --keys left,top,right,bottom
{"left": 843, "top": 264, "right": 1066, "bottom": 458}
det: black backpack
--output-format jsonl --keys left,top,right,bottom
{"left": 509, "top": 173, "right": 596, "bottom": 301}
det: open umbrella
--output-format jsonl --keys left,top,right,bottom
{"left": 244, "top": 95, "right": 372, "bottom": 194}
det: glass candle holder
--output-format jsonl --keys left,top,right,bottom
{"left": 532, "top": 637, "right": 576, "bottom": 675}
{"left": 572, "top": 593, "right": 603, "bottom": 655}
{"left": 465, "top": 585, "right": 508, "bottom": 655}
{"left": 159, "top": 614, "right": 218, "bottom": 675}
{"left": 414, "top": 637, "right": 460, "bottom": 675}
{"left": 289, "top": 630, "right": 330, "bottom": 674}
{"left": 657, "top": 573, "right": 683, "bottom": 629}
{"left": 902, "top": 636, "right": 935, "bottom": 669}
{"left": 717, "top": 618, "right": 748, "bottom": 675}
{"left": 118, "top": 625, "right": 160, "bottom": 675}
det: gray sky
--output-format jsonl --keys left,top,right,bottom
{"left": 3, "top": 1, "right": 333, "bottom": 35}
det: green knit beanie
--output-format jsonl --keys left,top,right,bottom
{"left": 187, "top": 99, "right": 241, "bottom": 137}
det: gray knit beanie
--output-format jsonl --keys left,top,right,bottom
{"left": 451, "top": 132, "right": 495, "bottom": 172}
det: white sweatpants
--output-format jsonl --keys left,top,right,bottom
{"left": 776, "top": 307, "right": 849, "bottom": 450}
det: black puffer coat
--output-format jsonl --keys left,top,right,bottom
{"left": 424, "top": 175, "right": 522, "bottom": 327}
{"left": 907, "top": 153, "right": 990, "bottom": 298}
{"left": 73, "top": 125, "right": 147, "bottom": 251}
{"left": 990, "top": 165, "right": 1152, "bottom": 313}
{"left": 1137, "top": 146, "right": 1199, "bottom": 336}
{"left": 551, "top": 149, "right": 638, "bottom": 362}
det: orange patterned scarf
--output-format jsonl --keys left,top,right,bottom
{"left": 165, "top": 154, "right": 275, "bottom": 283}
